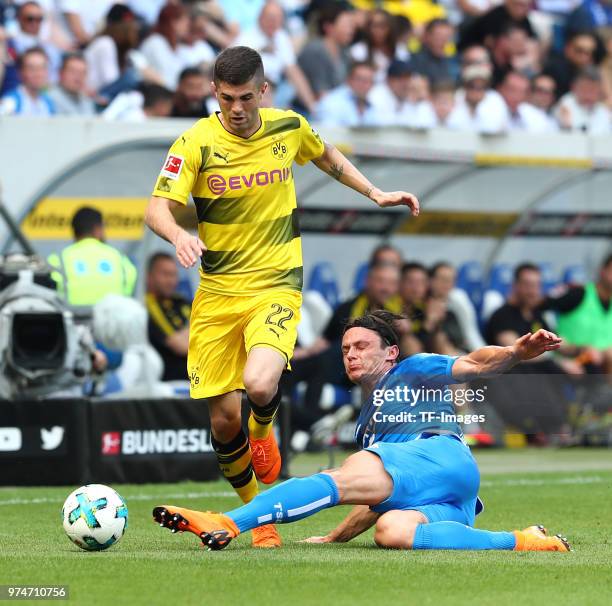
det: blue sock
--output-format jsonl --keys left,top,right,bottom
{"left": 226, "top": 473, "right": 340, "bottom": 533}
{"left": 413, "top": 522, "right": 516, "bottom": 550}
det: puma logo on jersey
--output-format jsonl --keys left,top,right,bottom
{"left": 213, "top": 151, "right": 230, "bottom": 163}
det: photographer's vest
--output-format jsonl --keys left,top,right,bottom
{"left": 556, "top": 282, "right": 612, "bottom": 349}
{"left": 48, "top": 238, "right": 136, "bottom": 306}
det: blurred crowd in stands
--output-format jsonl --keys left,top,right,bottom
{"left": 1, "top": 0, "right": 612, "bottom": 132}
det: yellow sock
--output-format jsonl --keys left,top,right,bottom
{"left": 248, "top": 391, "right": 281, "bottom": 440}
{"left": 212, "top": 429, "right": 259, "bottom": 503}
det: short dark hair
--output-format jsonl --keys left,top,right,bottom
{"left": 425, "top": 18, "right": 451, "bottom": 35}
{"left": 60, "top": 52, "right": 86, "bottom": 71}
{"left": 429, "top": 261, "right": 453, "bottom": 278}
{"left": 317, "top": 3, "right": 352, "bottom": 36}
{"left": 179, "top": 67, "right": 205, "bottom": 83}
{"left": 147, "top": 252, "right": 175, "bottom": 273}
{"left": 17, "top": 46, "right": 48, "bottom": 70}
{"left": 344, "top": 310, "right": 404, "bottom": 350}
{"left": 514, "top": 262, "right": 540, "bottom": 282}
{"left": 213, "top": 46, "right": 264, "bottom": 86}
{"left": 72, "top": 207, "right": 103, "bottom": 238}
{"left": 401, "top": 261, "right": 427, "bottom": 277}
{"left": 369, "top": 244, "right": 401, "bottom": 267}
{"left": 348, "top": 60, "right": 375, "bottom": 76}
{"left": 140, "top": 83, "right": 174, "bottom": 108}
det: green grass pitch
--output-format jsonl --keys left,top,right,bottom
{"left": 1, "top": 449, "right": 611, "bottom": 606}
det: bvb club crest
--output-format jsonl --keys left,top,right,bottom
{"left": 271, "top": 136, "right": 288, "bottom": 160}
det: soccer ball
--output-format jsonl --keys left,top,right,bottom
{"left": 62, "top": 484, "right": 128, "bottom": 551}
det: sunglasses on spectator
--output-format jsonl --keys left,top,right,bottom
{"left": 24, "top": 15, "right": 44, "bottom": 23}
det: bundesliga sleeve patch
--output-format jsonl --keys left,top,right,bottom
{"left": 161, "top": 154, "right": 184, "bottom": 179}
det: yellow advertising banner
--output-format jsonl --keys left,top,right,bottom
{"left": 21, "top": 197, "right": 149, "bottom": 240}
{"left": 396, "top": 210, "right": 518, "bottom": 237}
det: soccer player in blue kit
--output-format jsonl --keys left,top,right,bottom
{"left": 153, "top": 311, "right": 571, "bottom": 552}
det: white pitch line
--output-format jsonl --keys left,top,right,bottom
{"left": 0, "top": 476, "right": 609, "bottom": 507}
{"left": 0, "top": 491, "right": 237, "bottom": 507}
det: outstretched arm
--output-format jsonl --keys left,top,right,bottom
{"left": 302, "top": 505, "right": 379, "bottom": 544}
{"left": 452, "top": 329, "right": 562, "bottom": 382}
{"left": 312, "top": 142, "right": 420, "bottom": 215}
{"left": 145, "top": 196, "right": 206, "bottom": 269}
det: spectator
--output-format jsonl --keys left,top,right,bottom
{"left": 350, "top": 8, "right": 408, "bottom": 83}
{"left": 314, "top": 61, "right": 378, "bottom": 126}
{"left": 540, "top": 253, "right": 612, "bottom": 376}
{"left": 369, "top": 244, "right": 403, "bottom": 269}
{"left": 60, "top": 0, "right": 118, "bottom": 47}
{"left": 458, "top": 0, "right": 537, "bottom": 51}
{"left": 555, "top": 68, "right": 611, "bottom": 133}
{"left": 399, "top": 261, "right": 430, "bottom": 354}
{"left": 145, "top": 252, "right": 191, "bottom": 381}
{"left": 298, "top": 3, "right": 355, "bottom": 99}
{"left": 447, "top": 64, "right": 502, "bottom": 131}
{"left": 11, "top": 1, "right": 61, "bottom": 80}
{"left": 461, "top": 44, "right": 494, "bottom": 71}
{"left": 171, "top": 66, "right": 215, "bottom": 118}
{"left": 84, "top": 4, "right": 149, "bottom": 102}
{"left": 543, "top": 30, "right": 598, "bottom": 99}
{"left": 427, "top": 262, "right": 469, "bottom": 354}
{"left": 237, "top": 1, "right": 316, "bottom": 113}
{"left": 179, "top": 3, "right": 217, "bottom": 71}
{"left": 48, "top": 52, "right": 95, "bottom": 115}
{"left": 140, "top": 3, "right": 191, "bottom": 90}
{"left": 496, "top": 69, "right": 556, "bottom": 131}
{"left": 490, "top": 23, "right": 533, "bottom": 85}
{"left": 0, "top": 46, "right": 55, "bottom": 115}
{"left": 47, "top": 206, "right": 137, "bottom": 306}
{"left": 431, "top": 79, "right": 457, "bottom": 126}
{"left": 529, "top": 73, "right": 557, "bottom": 113}
{"left": 187, "top": 0, "right": 234, "bottom": 51}
{"left": 369, "top": 60, "right": 437, "bottom": 128}
{"left": 484, "top": 263, "right": 573, "bottom": 438}
{"left": 409, "top": 18, "right": 456, "bottom": 86}
{"left": 102, "top": 81, "right": 174, "bottom": 121}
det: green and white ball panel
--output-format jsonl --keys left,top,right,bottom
{"left": 62, "top": 484, "right": 128, "bottom": 551}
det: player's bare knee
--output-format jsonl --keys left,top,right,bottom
{"left": 243, "top": 372, "right": 276, "bottom": 405}
{"left": 209, "top": 410, "right": 242, "bottom": 443}
{"left": 374, "top": 511, "right": 424, "bottom": 549}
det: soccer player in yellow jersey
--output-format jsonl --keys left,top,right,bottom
{"left": 145, "top": 47, "right": 419, "bottom": 548}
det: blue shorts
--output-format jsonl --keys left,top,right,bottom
{"left": 365, "top": 435, "right": 481, "bottom": 526}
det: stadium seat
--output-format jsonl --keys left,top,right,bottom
{"left": 539, "top": 262, "right": 558, "bottom": 293}
{"left": 176, "top": 275, "right": 194, "bottom": 300}
{"left": 307, "top": 262, "right": 340, "bottom": 309}
{"left": 352, "top": 262, "right": 369, "bottom": 294}
{"left": 456, "top": 262, "right": 484, "bottom": 310}
{"left": 562, "top": 264, "right": 587, "bottom": 285}
{"left": 486, "top": 263, "right": 513, "bottom": 297}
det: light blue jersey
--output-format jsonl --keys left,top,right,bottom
{"left": 355, "top": 353, "right": 463, "bottom": 449}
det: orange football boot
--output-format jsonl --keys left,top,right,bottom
{"left": 513, "top": 524, "right": 571, "bottom": 552}
{"left": 153, "top": 505, "right": 239, "bottom": 551}
{"left": 249, "top": 417, "right": 282, "bottom": 484}
{"left": 251, "top": 523, "right": 282, "bottom": 548}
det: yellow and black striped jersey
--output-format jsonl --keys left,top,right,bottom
{"left": 152, "top": 108, "right": 325, "bottom": 296}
